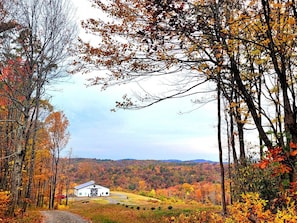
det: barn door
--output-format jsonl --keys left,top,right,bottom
{"left": 90, "top": 187, "right": 98, "bottom": 197}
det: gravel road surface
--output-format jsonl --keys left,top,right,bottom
{"left": 41, "top": 210, "right": 90, "bottom": 223}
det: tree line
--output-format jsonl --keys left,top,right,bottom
{"left": 69, "top": 159, "right": 227, "bottom": 205}
{"left": 69, "top": 159, "right": 221, "bottom": 190}
{"left": 0, "top": 0, "right": 75, "bottom": 216}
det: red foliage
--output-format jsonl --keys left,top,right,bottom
{"left": 289, "top": 142, "right": 297, "bottom": 156}
{"left": 0, "top": 58, "right": 32, "bottom": 106}
{"left": 256, "top": 146, "right": 291, "bottom": 176}
{"left": 290, "top": 142, "right": 297, "bottom": 149}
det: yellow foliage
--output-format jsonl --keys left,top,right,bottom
{"left": 171, "top": 210, "right": 225, "bottom": 223}
{"left": 287, "top": 17, "right": 295, "bottom": 25}
{"left": 250, "top": 49, "right": 261, "bottom": 56}
{"left": 57, "top": 204, "right": 69, "bottom": 210}
{"left": 225, "top": 193, "right": 297, "bottom": 223}
{"left": 274, "top": 197, "right": 297, "bottom": 223}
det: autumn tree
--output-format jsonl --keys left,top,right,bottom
{"left": 32, "top": 124, "right": 52, "bottom": 208}
{"left": 218, "top": 0, "right": 297, "bottom": 186}
{"left": 0, "top": 2, "right": 18, "bottom": 192}
{"left": 44, "top": 111, "right": 69, "bottom": 210}
{"left": 22, "top": 100, "right": 54, "bottom": 211}
{"left": 62, "top": 148, "right": 73, "bottom": 206}
{"left": 77, "top": 0, "right": 297, "bottom": 189}
{"left": 76, "top": 0, "right": 232, "bottom": 214}
{"left": 0, "top": 0, "right": 77, "bottom": 215}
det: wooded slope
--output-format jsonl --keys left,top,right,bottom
{"left": 69, "top": 159, "right": 221, "bottom": 191}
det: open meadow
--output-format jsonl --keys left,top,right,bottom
{"left": 65, "top": 191, "right": 220, "bottom": 223}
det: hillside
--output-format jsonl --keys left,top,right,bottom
{"left": 67, "top": 158, "right": 221, "bottom": 191}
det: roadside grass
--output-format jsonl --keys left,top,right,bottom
{"left": 2, "top": 209, "right": 43, "bottom": 223}
{"left": 18, "top": 210, "right": 43, "bottom": 223}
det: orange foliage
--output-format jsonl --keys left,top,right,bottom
{"left": 290, "top": 150, "right": 297, "bottom": 156}
{"left": 0, "top": 191, "right": 10, "bottom": 219}
{"left": 290, "top": 142, "right": 297, "bottom": 149}
{"left": 289, "top": 142, "right": 297, "bottom": 156}
{"left": 155, "top": 181, "right": 225, "bottom": 205}
{"left": 256, "top": 146, "right": 292, "bottom": 176}
{"left": 69, "top": 159, "right": 221, "bottom": 193}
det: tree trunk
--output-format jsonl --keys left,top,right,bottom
{"left": 230, "top": 114, "right": 238, "bottom": 165}
{"left": 217, "top": 79, "right": 227, "bottom": 215}
{"left": 257, "top": 72, "right": 264, "bottom": 158}
{"left": 49, "top": 156, "right": 59, "bottom": 209}
{"left": 225, "top": 108, "right": 233, "bottom": 204}
{"left": 8, "top": 143, "right": 25, "bottom": 216}
{"left": 237, "top": 123, "right": 246, "bottom": 163}
{"left": 23, "top": 83, "right": 42, "bottom": 212}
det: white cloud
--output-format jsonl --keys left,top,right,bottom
{"left": 48, "top": 72, "right": 221, "bottom": 161}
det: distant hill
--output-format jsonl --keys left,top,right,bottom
{"left": 72, "top": 158, "right": 217, "bottom": 165}
{"left": 72, "top": 157, "right": 216, "bottom": 163}
{"left": 162, "top": 159, "right": 217, "bottom": 163}
{"left": 68, "top": 158, "right": 221, "bottom": 191}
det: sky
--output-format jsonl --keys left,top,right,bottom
{"left": 49, "top": 0, "right": 222, "bottom": 162}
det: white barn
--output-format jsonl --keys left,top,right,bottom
{"left": 74, "top": 180, "right": 110, "bottom": 197}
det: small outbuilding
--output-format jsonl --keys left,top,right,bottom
{"left": 74, "top": 180, "right": 110, "bottom": 197}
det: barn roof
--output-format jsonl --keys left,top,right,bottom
{"left": 74, "top": 180, "right": 95, "bottom": 190}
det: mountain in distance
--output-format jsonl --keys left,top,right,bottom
{"left": 117, "top": 158, "right": 217, "bottom": 163}
{"left": 72, "top": 158, "right": 217, "bottom": 163}
{"left": 161, "top": 159, "right": 217, "bottom": 163}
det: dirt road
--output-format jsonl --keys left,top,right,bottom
{"left": 41, "top": 210, "right": 91, "bottom": 223}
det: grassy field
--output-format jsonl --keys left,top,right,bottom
{"left": 5, "top": 191, "right": 219, "bottom": 223}
{"left": 66, "top": 191, "right": 220, "bottom": 223}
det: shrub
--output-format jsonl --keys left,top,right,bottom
{"left": 226, "top": 193, "right": 272, "bottom": 222}
{"left": 231, "top": 160, "right": 281, "bottom": 203}
{"left": 167, "top": 212, "right": 224, "bottom": 223}
{"left": 225, "top": 192, "right": 297, "bottom": 222}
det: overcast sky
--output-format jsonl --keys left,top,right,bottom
{"left": 49, "top": 0, "right": 222, "bottom": 161}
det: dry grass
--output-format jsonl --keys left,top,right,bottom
{"left": 6, "top": 191, "right": 219, "bottom": 223}
{"left": 67, "top": 191, "right": 220, "bottom": 223}
{"left": 2, "top": 210, "right": 43, "bottom": 223}
{"left": 69, "top": 202, "right": 175, "bottom": 223}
